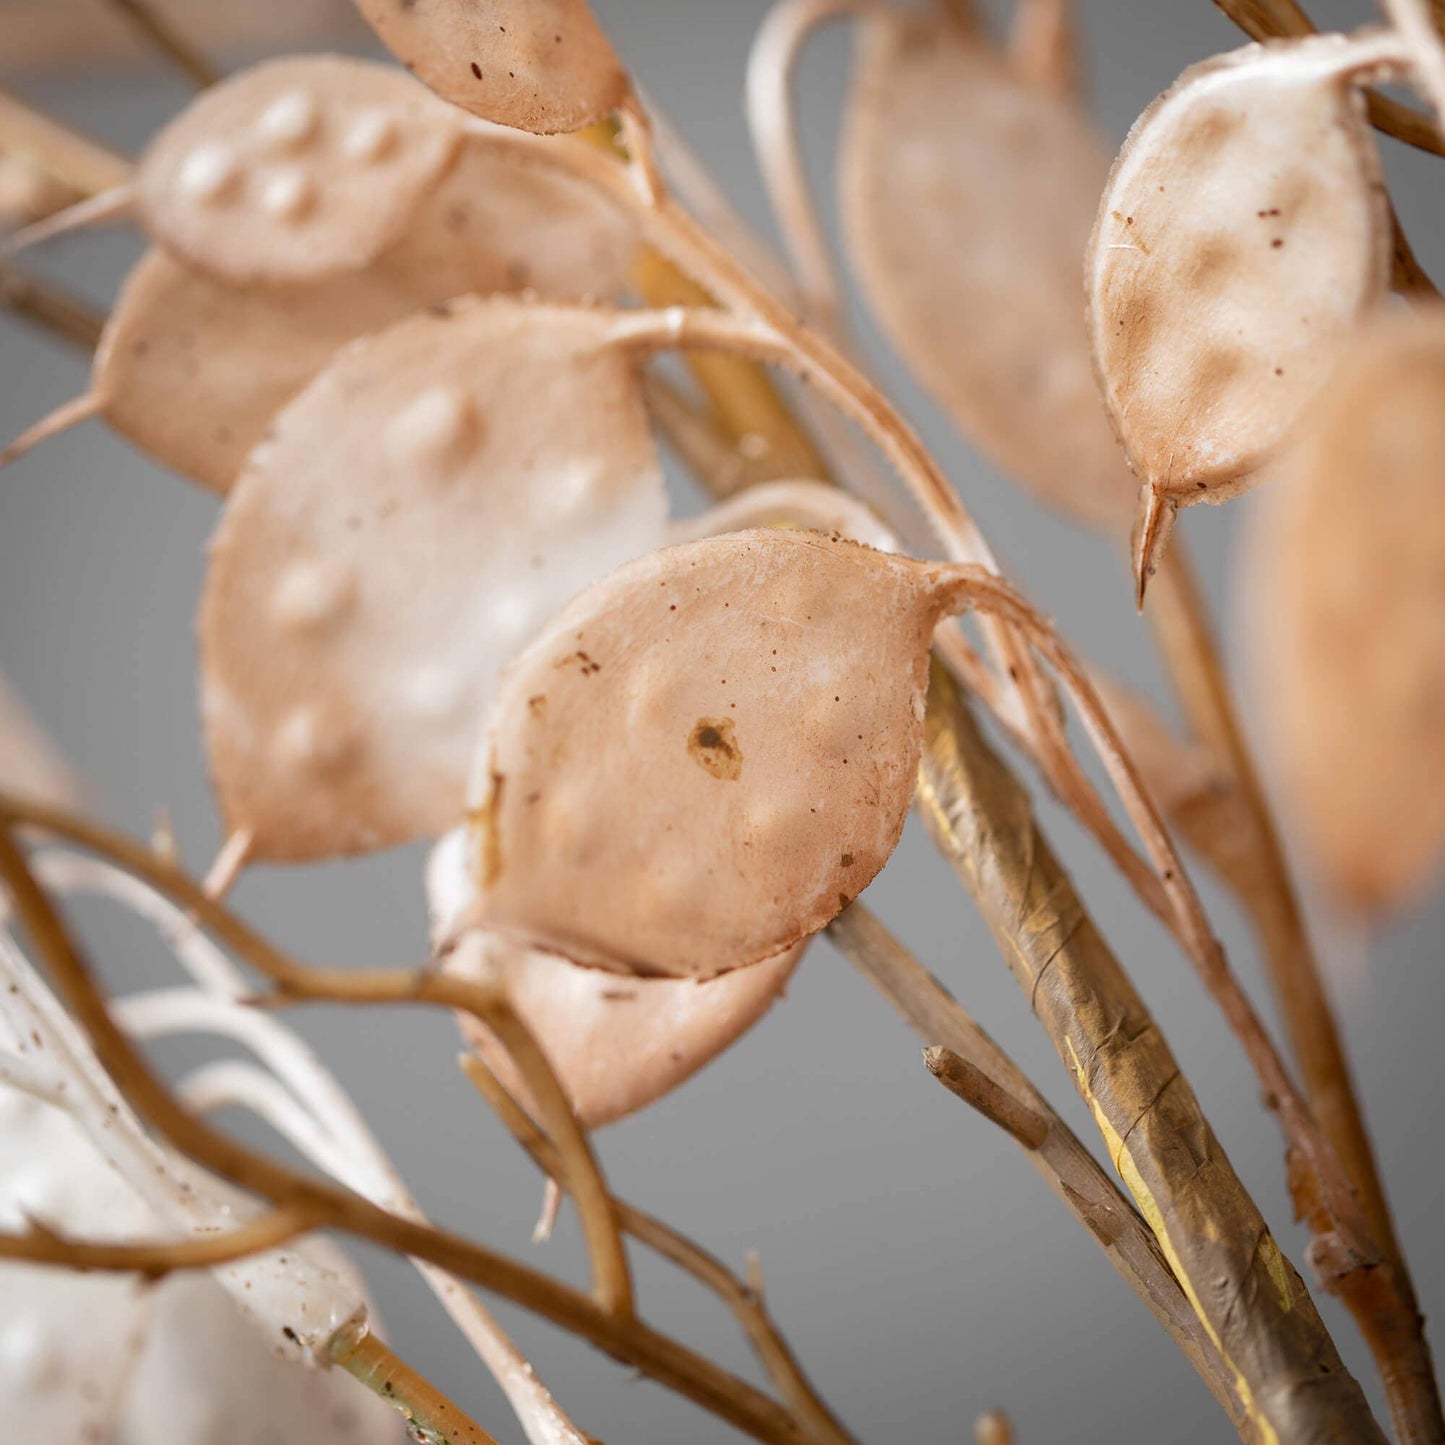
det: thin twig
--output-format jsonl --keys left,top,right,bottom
{"left": 0, "top": 260, "right": 104, "bottom": 352}
{"left": 458, "top": 1052, "right": 861, "bottom": 1445}
{"left": 0, "top": 86, "right": 131, "bottom": 198}
{"left": 101, "top": 0, "right": 220, "bottom": 89}
{"left": 824, "top": 901, "right": 1242, "bottom": 1427}
{"left": 922, "top": 1046, "right": 1049, "bottom": 1150}
{"left": 1148, "top": 546, "right": 1444, "bottom": 1445}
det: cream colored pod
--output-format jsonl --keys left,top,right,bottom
{"left": 199, "top": 297, "right": 669, "bottom": 862}
{"left": 839, "top": 2, "right": 1134, "bottom": 531}
{"left": 1086, "top": 33, "right": 1398, "bottom": 596}
{"left": 428, "top": 828, "right": 801, "bottom": 1128}
{"left": 353, "top": 0, "right": 630, "bottom": 135}
{"left": 1245, "top": 306, "right": 1445, "bottom": 915}
{"left": 0, "top": 1092, "right": 396, "bottom": 1445}
{"left": 138, "top": 55, "right": 465, "bottom": 285}
{"left": 467, "top": 529, "right": 978, "bottom": 979}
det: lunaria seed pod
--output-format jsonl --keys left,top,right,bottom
{"left": 0, "top": 670, "right": 77, "bottom": 808}
{"left": 468, "top": 528, "right": 980, "bottom": 979}
{"left": 1245, "top": 304, "right": 1445, "bottom": 914}
{"left": 840, "top": 4, "right": 1134, "bottom": 531}
{"left": 138, "top": 55, "right": 464, "bottom": 284}
{"left": 1086, "top": 33, "right": 1398, "bottom": 595}
{"left": 353, "top": 0, "right": 629, "bottom": 135}
{"left": 428, "top": 828, "right": 800, "bottom": 1129}
{"left": 83, "top": 138, "right": 635, "bottom": 493}
{"left": 0, "top": 1091, "right": 395, "bottom": 1445}
{"left": 199, "top": 297, "right": 668, "bottom": 862}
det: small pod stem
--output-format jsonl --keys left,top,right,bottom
{"left": 1, "top": 184, "right": 135, "bottom": 257}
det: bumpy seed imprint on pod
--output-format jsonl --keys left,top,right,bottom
{"left": 200, "top": 297, "right": 668, "bottom": 862}
{"left": 1086, "top": 35, "right": 1394, "bottom": 586}
{"left": 427, "top": 829, "right": 800, "bottom": 1128}
{"left": 354, "top": 0, "right": 629, "bottom": 135}
{"left": 138, "top": 55, "right": 464, "bottom": 284}
{"left": 840, "top": 6, "right": 1134, "bottom": 531}
{"left": 1246, "top": 305, "right": 1445, "bottom": 914}
{"left": 97, "top": 139, "right": 636, "bottom": 493}
{"left": 469, "top": 529, "right": 974, "bottom": 979}
{"left": 0, "top": 1092, "right": 396, "bottom": 1445}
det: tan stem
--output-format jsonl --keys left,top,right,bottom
{"left": 1148, "top": 546, "right": 1444, "bottom": 1445}
{"left": 0, "top": 87, "right": 131, "bottom": 198}
{"left": 0, "top": 260, "right": 105, "bottom": 352}
{"left": 915, "top": 667, "right": 1383, "bottom": 1444}
{"left": 101, "top": 0, "right": 219, "bottom": 89}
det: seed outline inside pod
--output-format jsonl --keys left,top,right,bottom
{"left": 353, "top": 0, "right": 630, "bottom": 135}
{"left": 468, "top": 528, "right": 962, "bottom": 980}
{"left": 137, "top": 54, "right": 465, "bottom": 284}
{"left": 1085, "top": 33, "right": 1397, "bottom": 591}
{"left": 199, "top": 295, "right": 669, "bottom": 862}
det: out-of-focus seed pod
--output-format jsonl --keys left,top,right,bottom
{"left": 94, "top": 136, "right": 636, "bottom": 493}
{"left": 0, "top": 670, "right": 77, "bottom": 808}
{"left": 428, "top": 828, "right": 801, "bottom": 1129}
{"left": 139, "top": 56, "right": 464, "bottom": 284}
{"left": 1086, "top": 34, "right": 1397, "bottom": 596}
{"left": 1245, "top": 304, "right": 1445, "bottom": 914}
{"left": 199, "top": 297, "right": 668, "bottom": 862}
{"left": 840, "top": 4, "right": 1133, "bottom": 531}
{"left": 468, "top": 529, "right": 980, "bottom": 979}
{"left": 353, "top": 0, "right": 629, "bottom": 135}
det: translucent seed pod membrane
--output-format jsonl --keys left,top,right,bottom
{"left": 467, "top": 530, "right": 977, "bottom": 980}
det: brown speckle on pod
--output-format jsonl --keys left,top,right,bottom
{"left": 1086, "top": 35, "right": 1396, "bottom": 592}
{"left": 137, "top": 55, "right": 465, "bottom": 284}
{"left": 199, "top": 297, "right": 668, "bottom": 863}
{"left": 1245, "top": 304, "right": 1445, "bottom": 914}
{"left": 840, "top": 6, "right": 1135, "bottom": 531}
{"left": 468, "top": 529, "right": 967, "bottom": 978}
{"left": 354, "top": 0, "right": 629, "bottom": 135}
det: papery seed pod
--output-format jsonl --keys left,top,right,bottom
{"left": 354, "top": 0, "right": 629, "bottom": 135}
{"left": 838, "top": 4, "right": 1133, "bottom": 530}
{"left": 1086, "top": 34, "right": 1397, "bottom": 592}
{"left": 469, "top": 528, "right": 977, "bottom": 979}
{"left": 0, "top": 670, "right": 77, "bottom": 807}
{"left": 89, "top": 137, "right": 635, "bottom": 493}
{"left": 0, "top": 1090, "right": 395, "bottom": 1445}
{"left": 138, "top": 55, "right": 464, "bottom": 284}
{"left": 428, "top": 828, "right": 800, "bottom": 1129}
{"left": 1245, "top": 304, "right": 1445, "bottom": 914}
{"left": 200, "top": 297, "right": 668, "bottom": 862}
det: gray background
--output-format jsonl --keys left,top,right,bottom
{"left": 2, "top": 2, "right": 1443, "bottom": 1440}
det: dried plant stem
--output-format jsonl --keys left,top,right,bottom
{"left": 101, "top": 0, "right": 220, "bottom": 90}
{"left": 0, "top": 86, "right": 131, "bottom": 199}
{"left": 460, "top": 1053, "right": 860, "bottom": 1445}
{"left": 923, "top": 1045, "right": 1050, "bottom": 1150}
{"left": 0, "top": 260, "right": 105, "bottom": 351}
{"left": 825, "top": 901, "right": 1244, "bottom": 1427}
{"left": 915, "top": 668, "right": 1384, "bottom": 1444}
{"left": 328, "top": 1327, "right": 500, "bottom": 1445}
{"left": 0, "top": 804, "right": 816, "bottom": 1445}
{"left": 1148, "top": 547, "right": 1444, "bottom": 1445}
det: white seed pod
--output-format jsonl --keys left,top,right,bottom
{"left": 840, "top": 7, "right": 1133, "bottom": 530}
{"left": 1086, "top": 34, "right": 1397, "bottom": 588}
{"left": 1246, "top": 304, "right": 1445, "bottom": 914}
{"left": 199, "top": 297, "right": 668, "bottom": 862}
{"left": 91, "top": 136, "right": 636, "bottom": 493}
{"left": 0, "top": 1091, "right": 394, "bottom": 1445}
{"left": 138, "top": 55, "right": 464, "bottom": 284}
{"left": 428, "top": 828, "right": 800, "bottom": 1128}
{"left": 469, "top": 529, "right": 976, "bottom": 979}
{"left": 354, "top": 0, "right": 629, "bottom": 135}
{"left": 0, "top": 671, "right": 77, "bottom": 808}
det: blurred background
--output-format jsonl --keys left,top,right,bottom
{"left": 1, "top": 1, "right": 1442, "bottom": 1440}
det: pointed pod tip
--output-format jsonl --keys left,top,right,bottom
{"left": 1131, "top": 483, "right": 1177, "bottom": 611}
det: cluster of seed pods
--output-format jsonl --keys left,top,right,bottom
{"left": 1245, "top": 305, "right": 1445, "bottom": 915}
{"left": 1085, "top": 31, "right": 1407, "bottom": 597}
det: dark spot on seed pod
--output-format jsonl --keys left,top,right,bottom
{"left": 688, "top": 716, "right": 743, "bottom": 780}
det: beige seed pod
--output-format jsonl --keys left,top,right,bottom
{"left": 354, "top": 0, "right": 630, "bottom": 135}
{"left": 838, "top": 4, "right": 1133, "bottom": 531}
{"left": 199, "top": 296, "right": 668, "bottom": 862}
{"left": 1086, "top": 34, "right": 1398, "bottom": 595}
{"left": 1246, "top": 304, "right": 1445, "bottom": 914}
{"left": 428, "top": 828, "right": 800, "bottom": 1129}
{"left": 89, "top": 136, "right": 636, "bottom": 493}
{"left": 469, "top": 529, "right": 975, "bottom": 979}
{"left": 0, "top": 670, "right": 77, "bottom": 808}
{"left": 138, "top": 55, "right": 464, "bottom": 285}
